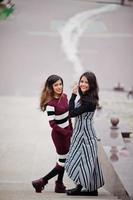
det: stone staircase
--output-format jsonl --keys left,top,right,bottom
{"left": 0, "top": 183, "right": 121, "bottom": 200}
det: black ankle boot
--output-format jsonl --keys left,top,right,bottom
{"left": 80, "top": 189, "right": 98, "bottom": 196}
{"left": 87, "top": 190, "right": 98, "bottom": 196}
{"left": 66, "top": 185, "right": 82, "bottom": 195}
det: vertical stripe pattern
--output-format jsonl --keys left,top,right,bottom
{"left": 65, "top": 112, "right": 104, "bottom": 191}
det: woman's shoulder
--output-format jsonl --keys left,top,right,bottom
{"left": 81, "top": 98, "right": 96, "bottom": 109}
{"left": 59, "top": 93, "right": 68, "bottom": 100}
{"left": 47, "top": 93, "right": 67, "bottom": 105}
{"left": 47, "top": 99, "right": 56, "bottom": 107}
{"left": 62, "top": 93, "right": 69, "bottom": 102}
{"left": 62, "top": 93, "right": 67, "bottom": 97}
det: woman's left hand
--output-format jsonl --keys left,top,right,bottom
{"left": 72, "top": 84, "right": 78, "bottom": 95}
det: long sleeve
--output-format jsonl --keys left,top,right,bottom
{"left": 69, "top": 93, "right": 96, "bottom": 118}
{"left": 46, "top": 105, "right": 67, "bottom": 135}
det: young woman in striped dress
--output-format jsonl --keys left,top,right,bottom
{"left": 65, "top": 71, "right": 104, "bottom": 196}
{"left": 32, "top": 75, "right": 73, "bottom": 193}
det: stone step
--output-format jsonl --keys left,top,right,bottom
{"left": 0, "top": 183, "right": 121, "bottom": 200}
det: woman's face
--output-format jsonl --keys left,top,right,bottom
{"left": 53, "top": 79, "right": 63, "bottom": 96}
{"left": 79, "top": 76, "right": 89, "bottom": 93}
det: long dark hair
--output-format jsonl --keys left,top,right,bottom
{"left": 40, "top": 75, "right": 63, "bottom": 111}
{"left": 78, "top": 71, "right": 99, "bottom": 106}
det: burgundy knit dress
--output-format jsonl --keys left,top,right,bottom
{"left": 46, "top": 93, "right": 73, "bottom": 166}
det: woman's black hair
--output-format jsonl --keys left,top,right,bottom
{"left": 46, "top": 74, "right": 63, "bottom": 89}
{"left": 78, "top": 71, "right": 99, "bottom": 105}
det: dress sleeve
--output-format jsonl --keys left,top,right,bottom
{"left": 46, "top": 105, "right": 67, "bottom": 135}
{"left": 69, "top": 93, "right": 96, "bottom": 118}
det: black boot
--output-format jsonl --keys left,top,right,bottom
{"left": 80, "top": 189, "right": 98, "bottom": 196}
{"left": 66, "top": 184, "right": 82, "bottom": 195}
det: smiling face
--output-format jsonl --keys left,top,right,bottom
{"left": 79, "top": 75, "right": 89, "bottom": 93}
{"left": 53, "top": 79, "right": 63, "bottom": 97}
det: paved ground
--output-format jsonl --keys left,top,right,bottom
{"left": 0, "top": 96, "right": 121, "bottom": 200}
{"left": 0, "top": 184, "right": 119, "bottom": 200}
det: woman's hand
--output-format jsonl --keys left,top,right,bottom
{"left": 72, "top": 84, "right": 78, "bottom": 95}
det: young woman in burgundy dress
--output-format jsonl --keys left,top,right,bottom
{"left": 32, "top": 75, "right": 73, "bottom": 193}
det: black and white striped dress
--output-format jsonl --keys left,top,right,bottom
{"left": 65, "top": 94, "right": 104, "bottom": 191}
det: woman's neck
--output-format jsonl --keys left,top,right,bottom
{"left": 54, "top": 94, "right": 61, "bottom": 99}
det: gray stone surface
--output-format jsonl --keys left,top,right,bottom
{"left": 95, "top": 119, "right": 133, "bottom": 199}
{"left": 0, "top": 97, "right": 120, "bottom": 200}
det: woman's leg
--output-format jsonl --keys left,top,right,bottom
{"left": 54, "top": 154, "right": 67, "bottom": 193}
{"left": 32, "top": 164, "right": 62, "bottom": 193}
{"left": 42, "top": 166, "right": 59, "bottom": 181}
{"left": 32, "top": 156, "right": 67, "bottom": 193}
